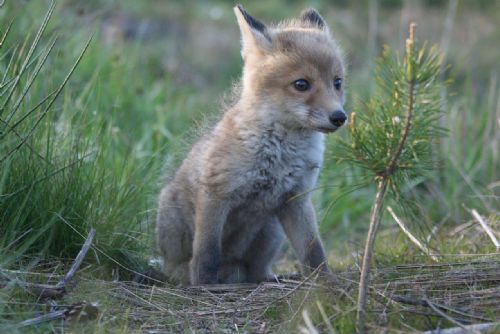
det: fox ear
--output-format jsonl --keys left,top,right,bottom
{"left": 234, "top": 5, "right": 272, "bottom": 58}
{"left": 299, "top": 8, "right": 327, "bottom": 31}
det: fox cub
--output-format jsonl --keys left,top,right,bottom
{"left": 156, "top": 5, "right": 347, "bottom": 285}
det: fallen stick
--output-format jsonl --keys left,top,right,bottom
{"left": 424, "top": 298, "right": 482, "bottom": 334}
{"left": 15, "top": 301, "right": 100, "bottom": 328}
{"left": 21, "top": 228, "right": 96, "bottom": 299}
{"left": 55, "top": 228, "right": 96, "bottom": 289}
{"left": 470, "top": 209, "right": 500, "bottom": 251}
{"left": 16, "top": 310, "right": 66, "bottom": 328}
{"left": 387, "top": 206, "right": 440, "bottom": 262}
{"left": 389, "top": 295, "right": 489, "bottom": 322}
{"left": 299, "top": 309, "right": 319, "bottom": 334}
{"left": 421, "top": 322, "right": 500, "bottom": 334}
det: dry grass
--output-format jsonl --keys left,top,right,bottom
{"left": 2, "top": 255, "right": 498, "bottom": 333}
{"left": 367, "top": 257, "right": 500, "bottom": 330}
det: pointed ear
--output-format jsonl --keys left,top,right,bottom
{"left": 234, "top": 5, "right": 272, "bottom": 58}
{"left": 299, "top": 8, "right": 327, "bottom": 31}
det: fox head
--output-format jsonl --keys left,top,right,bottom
{"left": 234, "top": 5, "right": 347, "bottom": 133}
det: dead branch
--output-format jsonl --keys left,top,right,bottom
{"left": 15, "top": 310, "right": 66, "bottom": 328}
{"left": 56, "top": 228, "right": 96, "bottom": 289}
{"left": 15, "top": 301, "right": 100, "bottom": 329}
{"left": 470, "top": 209, "right": 500, "bottom": 250}
{"left": 299, "top": 309, "right": 319, "bottom": 334}
{"left": 387, "top": 206, "right": 440, "bottom": 262}
{"left": 389, "top": 294, "right": 428, "bottom": 306}
{"left": 20, "top": 228, "right": 96, "bottom": 299}
{"left": 388, "top": 295, "right": 490, "bottom": 322}
{"left": 315, "top": 301, "right": 336, "bottom": 334}
{"left": 424, "top": 298, "right": 482, "bottom": 334}
{"left": 422, "top": 322, "right": 500, "bottom": 334}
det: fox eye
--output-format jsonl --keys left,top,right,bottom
{"left": 293, "top": 79, "right": 310, "bottom": 92}
{"left": 334, "top": 77, "right": 342, "bottom": 90}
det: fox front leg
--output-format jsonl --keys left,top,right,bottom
{"left": 278, "top": 197, "right": 331, "bottom": 275}
{"left": 190, "top": 198, "right": 228, "bottom": 285}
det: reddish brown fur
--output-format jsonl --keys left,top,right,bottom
{"left": 156, "top": 6, "right": 347, "bottom": 285}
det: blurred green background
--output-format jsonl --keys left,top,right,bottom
{"left": 0, "top": 0, "right": 498, "bottom": 272}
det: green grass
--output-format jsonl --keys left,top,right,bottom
{"left": 0, "top": 2, "right": 206, "bottom": 273}
{"left": 0, "top": 0, "right": 498, "bottom": 332}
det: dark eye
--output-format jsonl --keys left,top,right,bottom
{"left": 334, "top": 77, "right": 342, "bottom": 90}
{"left": 293, "top": 79, "right": 310, "bottom": 92}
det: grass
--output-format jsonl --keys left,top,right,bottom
{"left": 0, "top": 0, "right": 498, "bottom": 332}
{"left": 0, "top": 2, "right": 207, "bottom": 273}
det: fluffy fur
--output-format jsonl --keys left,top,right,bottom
{"left": 156, "top": 5, "right": 347, "bottom": 285}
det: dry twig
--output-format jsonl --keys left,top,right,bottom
{"left": 387, "top": 206, "right": 440, "bottom": 262}
{"left": 470, "top": 209, "right": 499, "bottom": 250}
{"left": 422, "top": 322, "right": 500, "bottom": 334}
{"left": 424, "top": 298, "right": 481, "bottom": 334}
{"left": 16, "top": 310, "right": 66, "bottom": 328}
{"left": 20, "top": 228, "right": 96, "bottom": 299}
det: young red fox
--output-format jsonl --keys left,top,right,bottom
{"left": 156, "top": 5, "right": 347, "bottom": 285}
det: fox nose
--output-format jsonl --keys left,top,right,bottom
{"left": 329, "top": 110, "right": 347, "bottom": 127}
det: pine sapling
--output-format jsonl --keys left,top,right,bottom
{"left": 333, "top": 24, "right": 447, "bottom": 333}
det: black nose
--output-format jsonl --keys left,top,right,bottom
{"left": 329, "top": 110, "right": 347, "bottom": 127}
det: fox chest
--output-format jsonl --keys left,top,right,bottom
{"left": 240, "top": 131, "right": 324, "bottom": 210}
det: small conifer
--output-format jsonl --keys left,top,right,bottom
{"left": 333, "top": 24, "right": 447, "bottom": 333}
